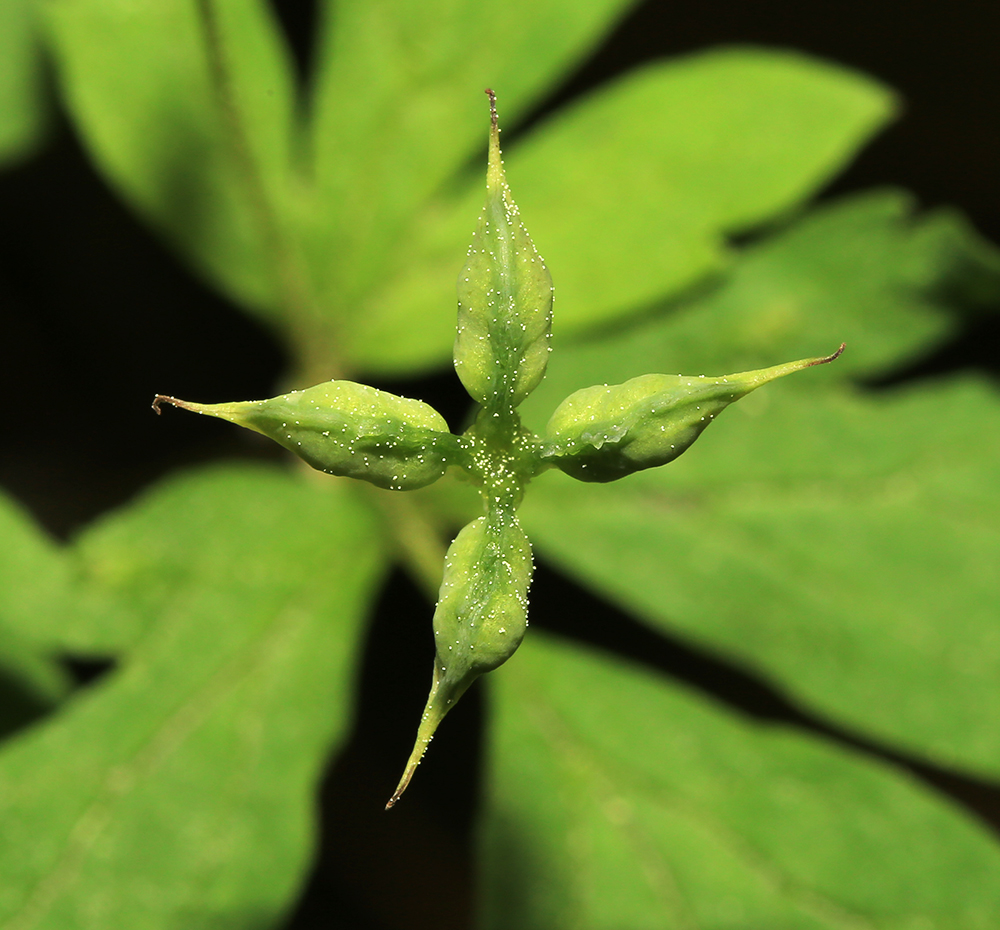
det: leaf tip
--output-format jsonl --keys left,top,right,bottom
{"left": 152, "top": 394, "right": 188, "bottom": 415}
{"left": 385, "top": 731, "right": 430, "bottom": 811}
{"left": 386, "top": 666, "right": 470, "bottom": 810}
{"left": 485, "top": 89, "right": 503, "bottom": 186}
{"left": 385, "top": 770, "right": 413, "bottom": 811}
{"left": 806, "top": 343, "right": 846, "bottom": 368}
{"left": 151, "top": 395, "right": 218, "bottom": 418}
{"left": 485, "top": 87, "right": 497, "bottom": 129}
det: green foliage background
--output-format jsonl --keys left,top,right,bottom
{"left": 1, "top": 0, "right": 999, "bottom": 927}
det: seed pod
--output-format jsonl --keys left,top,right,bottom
{"left": 543, "top": 346, "right": 844, "bottom": 482}
{"left": 454, "top": 90, "right": 554, "bottom": 412}
{"left": 387, "top": 511, "right": 533, "bottom": 808}
{"left": 153, "top": 381, "right": 458, "bottom": 490}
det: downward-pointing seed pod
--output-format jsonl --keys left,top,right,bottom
{"left": 387, "top": 512, "right": 533, "bottom": 808}
{"left": 543, "top": 346, "right": 845, "bottom": 482}
{"left": 454, "top": 90, "right": 554, "bottom": 412}
{"left": 153, "top": 381, "right": 458, "bottom": 490}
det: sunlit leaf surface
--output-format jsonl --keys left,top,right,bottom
{"left": 480, "top": 633, "right": 1000, "bottom": 929}
{"left": 518, "top": 195, "right": 1000, "bottom": 777}
{"left": 523, "top": 380, "right": 1000, "bottom": 778}
{"left": 0, "top": 466, "right": 385, "bottom": 929}
{"left": 355, "top": 48, "right": 894, "bottom": 371}
{"left": 45, "top": 0, "right": 297, "bottom": 315}
{"left": 0, "top": 0, "right": 49, "bottom": 166}
{"left": 0, "top": 492, "right": 73, "bottom": 728}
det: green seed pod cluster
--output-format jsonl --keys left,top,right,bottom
{"left": 155, "top": 91, "right": 844, "bottom": 810}
{"left": 153, "top": 381, "right": 458, "bottom": 490}
{"left": 387, "top": 513, "right": 533, "bottom": 808}
{"left": 454, "top": 90, "right": 554, "bottom": 413}
{"left": 543, "top": 348, "right": 844, "bottom": 482}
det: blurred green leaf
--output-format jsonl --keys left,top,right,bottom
{"left": 42, "top": 4, "right": 897, "bottom": 381}
{"left": 480, "top": 633, "right": 1000, "bottom": 929}
{"left": 0, "top": 0, "right": 50, "bottom": 166}
{"left": 353, "top": 47, "right": 895, "bottom": 372}
{"left": 521, "top": 191, "right": 986, "bottom": 430}
{"left": 306, "top": 0, "right": 637, "bottom": 337}
{"left": 0, "top": 619, "right": 70, "bottom": 738}
{"left": 0, "top": 492, "right": 70, "bottom": 649}
{"left": 522, "top": 379, "right": 1000, "bottom": 777}
{"left": 0, "top": 464, "right": 386, "bottom": 929}
{"left": 515, "top": 191, "right": 1000, "bottom": 777}
{"left": 43, "top": 0, "right": 637, "bottom": 372}
{"left": 44, "top": 0, "right": 298, "bottom": 316}
{"left": 0, "top": 493, "right": 72, "bottom": 721}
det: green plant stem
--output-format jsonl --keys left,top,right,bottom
{"left": 292, "top": 458, "right": 445, "bottom": 600}
{"left": 359, "top": 484, "right": 446, "bottom": 604}
{"left": 195, "top": 0, "right": 342, "bottom": 385}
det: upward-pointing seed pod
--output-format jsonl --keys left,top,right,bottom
{"left": 454, "top": 90, "right": 554, "bottom": 413}
{"left": 153, "top": 381, "right": 459, "bottom": 490}
{"left": 543, "top": 346, "right": 845, "bottom": 482}
{"left": 386, "top": 512, "right": 533, "bottom": 808}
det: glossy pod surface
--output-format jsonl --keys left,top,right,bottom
{"left": 454, "top": 92, "right": 553, "bottom": 413}
{"left": 154, "top": 381, "right": 458, "bottom": 490}
{"left": 386, "top": 512, "right": 533, "bottom": 808}
{"left": 543, "top": 350, "right": 844, "bottom": 482}
{"left": 432, "top": 513, "right": 533, "bottom": 680}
